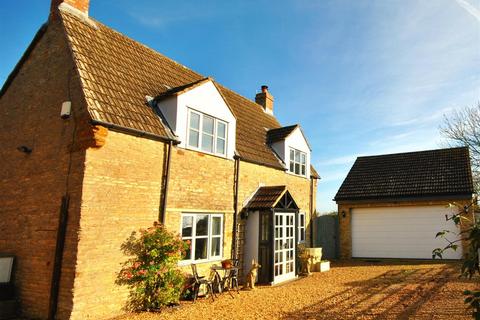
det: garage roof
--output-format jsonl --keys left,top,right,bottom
{"left": 334, "top": 147, "right": 474, "bottom": 201}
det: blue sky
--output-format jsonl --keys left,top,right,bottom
{"left": 1, "top": 0, "right": 479, "bottom": 212}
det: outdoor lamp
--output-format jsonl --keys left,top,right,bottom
{"left": 341, "top": 210, "right": 346, "bottom": 218}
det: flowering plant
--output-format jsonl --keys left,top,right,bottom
{"left": 118, "top": 222, "right": 189, "bottom": 311}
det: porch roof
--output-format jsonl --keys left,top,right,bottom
{"left": 245, "top": 186, "right": 298, "bottom": 210}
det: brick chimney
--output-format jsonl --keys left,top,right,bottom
{"left": 255, "top": 85, "right": 274, "bottom": 115}
{"left": 50, "top": 0, "right": 90, "bottom": 19}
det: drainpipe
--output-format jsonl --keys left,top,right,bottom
{"left": 48, "top": 195, "right": 69, "bottom": 320}
{"left": 160, "top": 140, "right": 174, "bottom": 224}
{"left": 309, "top": 178, "right": 314, "bottom": 248}
{"left": 232, "top": 155, "right": 240, "bottom": 260}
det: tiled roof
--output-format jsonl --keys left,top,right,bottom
{"left": 245, "top": 186, "right": 287, "bottom": 209}
{"left": 59, "top": 10, "right": 286, "bottom": 169}
{"left": 267, "top": 125, "right": 298, "bottom": 144}
{"left": 334, "top": 147, "right": 474, "bottom": 201}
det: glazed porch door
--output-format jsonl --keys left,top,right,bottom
{"left": 273, "top": 211, "right": 296, "bottom": 284}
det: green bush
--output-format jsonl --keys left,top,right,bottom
{"left": 118, "top": 222, "right": 189, "bottom": 311}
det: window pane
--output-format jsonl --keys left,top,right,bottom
{"left": 290, "top": 149, "right": 295, "bottom": 161}
{"left": 195, "top": 238, "right": 208, "bottom": 260}
{"left": 217, "top": 121, "right": 226, "bottom": 138}
{"left": 295, "top": 163, "right": 300, "bottom": 175}
{"left": 201, "top": 134, "right": 213, "bottom": 152}
{"left": 295, "top": 150, "right": 300, "bottom": 162}
{"left": 202, "top": 115, "right": 214, "bottom": 135}
{"left": 182, "top": 216, "right": 193, "bottom": 236}
{"left": 301, "top": 164, "right": 306, "bottom": 176}
{"left": 212, "top": 216, "right": 221, "bottom": 235}
{"left": 190, "top": 112, "right": 200, "bottom": 130}
{"left": 301, "top": 153, "right": 306, "bottom": 165}
{"left": 183, "top": 240, "right": 192, "bottom": 260}
{"left": 211, "top": 237, "right": 221, "bottom": 257}
{"left": 289, "top": 161, "right": 294, "bottom": 172}
{"left": 300, "top": 214, "right": 305, "bottom": 227}
{"left": 216, "top": 138, "right": 225, "bottom": 155}
{"left": 196, "top": 215, "right": 208, "bottom": 236}
{"left": 188, "top": 129, "right": 199, "bottom": 148}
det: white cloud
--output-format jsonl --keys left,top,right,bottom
{"left": 455, "top": 0, "right": 480, "bottom": 22}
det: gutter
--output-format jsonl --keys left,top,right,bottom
{"left": 90, "top": 119, "right": 180, "bottom": 144}
{"left": 232, "top": 155, "right": 240, "bottom": 259}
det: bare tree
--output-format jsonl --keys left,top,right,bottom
{"left": 441, "top": 103, "right": 480, "bottom": 191}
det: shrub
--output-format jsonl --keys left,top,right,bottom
{"left": 118, "top": 222, "right": 188, "bottom": 311}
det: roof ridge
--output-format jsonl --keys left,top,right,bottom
{"left": 356, "top": 146, "right": 468, "bottom": 159}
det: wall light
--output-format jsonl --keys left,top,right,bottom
{"left": 341, "top": 210, "right": 346, "bottom": 218}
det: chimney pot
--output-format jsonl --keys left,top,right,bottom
{"left": 255, "top": 85, "right": 274, "bottom": 115}
{"left": 50, "top": 0, "right": 90, "bottom": 19}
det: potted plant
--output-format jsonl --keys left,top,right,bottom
{"left": 319, "top": 260, "right": 330, "bottom": 272}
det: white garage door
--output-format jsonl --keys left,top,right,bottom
{"left": 351, "top": 206, "right": 462, "bottom": 259}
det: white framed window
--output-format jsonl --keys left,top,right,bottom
{"left": 298, "top": 212, "right": 306, "bottom": 243}
{"left": 289, "top": 148, "right": 307, "bottom": 176}
{"left": 181, "top": 213, "right": 223, "bottom": 263}
{"left": 187, "top": 109, "right": 228, "bottom": 156}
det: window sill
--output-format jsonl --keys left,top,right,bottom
{"left": 286, "top": 171, "right": 308, "bottom": 179}
{"left": 182, "top": 145, "right": 232, "bottom": 160}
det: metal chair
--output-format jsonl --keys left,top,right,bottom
{"left": 191, "top": 264, "right": 215, "bottom": 302}
{"left": 229, "top": 259, "right": 240, "bottom": 293}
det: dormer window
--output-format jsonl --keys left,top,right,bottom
{"left": 289, "top": 148, "right": 306, "bottom": 176}
{"left": 187, "top": 109, "right": 227, "bottom": 156}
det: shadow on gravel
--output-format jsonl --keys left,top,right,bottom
{"left": 282, "top": 265, "right": 460, "bottom": 320}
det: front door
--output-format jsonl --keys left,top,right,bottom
{"left": 273, "top": 211, "right": 296, "bottom": 284}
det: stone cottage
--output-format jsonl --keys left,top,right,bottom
{"left": 0, "top": 0, "right": 319, "bottom": 319}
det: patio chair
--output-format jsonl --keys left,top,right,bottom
{"left": 229, "top": 259, "right": 240, "bottom": 293}
{"left": 191, "top": 264, "right": 215, "bottom": 302}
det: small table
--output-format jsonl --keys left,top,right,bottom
{"left": 211, "top": 265, "right": 238, "bottom": 296}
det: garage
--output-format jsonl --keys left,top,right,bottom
{"left": 351, "top": 206, "right": 462, "bottom": 259}
{"left": 335, "top": 147, "right": 474, "bottom": 260}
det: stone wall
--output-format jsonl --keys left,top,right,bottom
{"left": 68, "top": 130, "right": 167, "bottom": 319}
{"left": 0, "top": 21, "right": 89, "bottom": 319}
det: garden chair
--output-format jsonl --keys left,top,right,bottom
{"left": 191, "top": 264, "right": 215, "bottom": 302}
{"left": 228, "top": 259, "right": 240, "bottom": 294}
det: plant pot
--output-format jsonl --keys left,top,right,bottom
{"left": 320, "top": 261, "right": 330, "bottom": 272}
{"left": 221, "top": 259, "right": 232, "bottom": 269}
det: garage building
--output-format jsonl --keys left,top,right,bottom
{"left": 334, "top": 147, "right": 474, "bottom": 260}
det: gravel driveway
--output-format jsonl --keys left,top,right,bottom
{"left": 115, "top": 261, "right": 477, "bottom": 319}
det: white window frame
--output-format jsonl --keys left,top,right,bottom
{"left": 289, "top": 147, "right": 307, "bottom": 177}
{"left": 180, "top": 213, "right": 224, "bottom": 264}
{"left": 298, "top": 212, "right": 306, "bottom": 243}
{"left": 187, "top": 109, "right": 228, "bottom": 157}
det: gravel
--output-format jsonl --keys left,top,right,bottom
{"left": 114, "top": 261, "right": 477, "bottom": 320}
